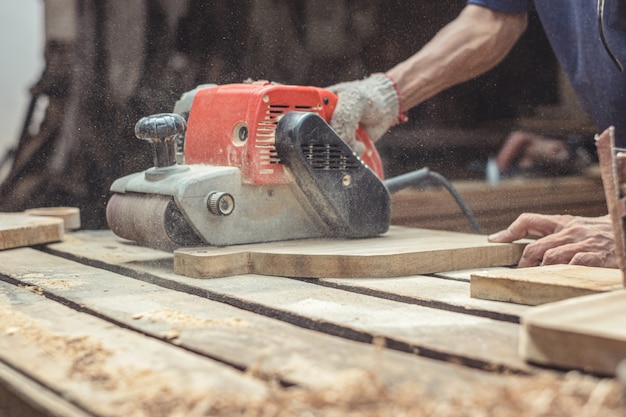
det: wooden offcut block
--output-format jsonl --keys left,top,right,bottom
{"left": 520, "top": 289, "right": 626, "bottom": 376}
{"left": 25, "top": 207, "right": 81, "bottom": 231}
{"left": 470, "top": 264, "right": 623, "bottom": 305}
{"left": 174, "top": 226, "right": 525, "bottom": 279}
{"left": 0, "top": 213, "right": 64, "bottom": 250}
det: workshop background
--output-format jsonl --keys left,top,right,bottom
{"left": 0, "top": 0, "right": 599, "bottom": 230}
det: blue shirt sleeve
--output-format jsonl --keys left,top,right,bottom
{"left": 467, "top": 0, "right": 530, "bottom": 13}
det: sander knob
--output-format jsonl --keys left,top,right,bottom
{"left": 135, "top": 113, "right": 186, "bottom": 168}
{"left": 207, "top": 191, "right": 235, "bottom": 216}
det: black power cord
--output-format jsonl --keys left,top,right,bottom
{"left": 384, "top": 167, "right": 483, "bottom": 234}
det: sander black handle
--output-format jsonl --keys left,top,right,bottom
{"left": 275, "top": 112, "right": 390, "bottom": 238}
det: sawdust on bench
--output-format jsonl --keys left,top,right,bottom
{"left": 183, "top": 369, "right": 625, "bottom": 417}
{"left": 0, "top": 308, "right": 246, "bottom": 416}
{"left": 1, "top": 307, "right": 624, "bottom": 417}
{"left": 132, "top": 308, "right": 248, "bottom": 328}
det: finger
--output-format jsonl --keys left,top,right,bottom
{"left": 540, "top": 239, "right": 616, "bottom": 267}
{"left": 569, "top": 251, "right": 618, "bottom": 268}
{"left": 488, "top": 213, "right": 560, "bottom": 243}
{"left": 539, "top": 242, "right": 586, "bottom": 266}
{"left": 521, "top": 230, "right": 595, "bottom": 267}
{"left": 517, "top": 230, "right": 586, "bottom": 267}
{"left": 517, "top": 241, "right": 545, "bottom": 267}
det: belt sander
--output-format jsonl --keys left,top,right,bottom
{"left": 106, "top": 81, "right": 391, "bottom": 248}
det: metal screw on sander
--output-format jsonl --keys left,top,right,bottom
{"left": 135, "top": 113, "right": 186, "bottom": 168}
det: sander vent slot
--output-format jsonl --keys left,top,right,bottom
{"left": 301, "top": 143, "right": 360, "bottom": 171}
{"left": 257, "top": 103, "right": 320, "bottom": 167}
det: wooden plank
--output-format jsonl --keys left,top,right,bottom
{"left": 2, "top": 268, "right": 620, "bottom": 417}
{"left": 520, "top": 290, "right": 626, "bottom": 376}
{"left": 12, "top": 234, "right": 626, "bottom": 416}
{"left": 0, "top": 360, "right": 91, "bottom": 417}
{"left": 318, "top": 275, "right": 529, "bottom": 323}
{"left": 0, "top": 281, "right": 267, "bottom": 417}
{"left": 44, "top": 232, "right": 529, "bottom": 372}
{"left": 24, "top": 206, "right": 81, "bottom": 231}
{"left": 174, "top": 226, "right": 525, "bottom": 279}
{"left": 434, "top": 266, "right": 513, "bottom": 282}
{"left": 0, "top": 213, "right": 63, "bottom": 250}
{"left": 50, "top": 232, "right": 525, "bottom": 322}
{"left": 470, "top": 265, "right": 623, "bottom": 305}
{"left": 0, "top": 247, "right": 507, "bottom": 391}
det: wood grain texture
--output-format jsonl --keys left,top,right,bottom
{"left": 0, "top": 213, "right": 63, "bottom": 250}
{"left": 174, "top": 226, "right": 526, "bottom": 279}
{"left": 0, "top": 280, "right": 267, "bottom": 417}
{"left": 0, "top": 361, "right": 91, "bottom": 417}
{"left": 45, "top": 231, "right": 529, "bottom": 372}
{"left": 25, "top": 206, "right": 81, "bottom": 230}
{"left": 319, "top": 275, "right": 529, "bottom": 323}
{"left": 0, "top": 247, "right": 507, "bottom": 391}
{"left": 520, "top": 289, "right": 626, "bottom": 376}
{"left": 470, "top": 265, "right": 623, "bottom": 306}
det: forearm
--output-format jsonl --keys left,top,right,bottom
{"left": 387, "top": 5, "right": 528, "bottom": 110}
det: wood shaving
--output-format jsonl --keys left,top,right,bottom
{"left": 17, "top": 284, "right": 43, "bottom": 295}
{"left": 132, "top": 308, "right": 247, "bottom": 328}
{"left": 185, "top": 371, "right": 625, "bottom": 417}
{"left": 0, "top": 307, "right": 624, "bottom": 416}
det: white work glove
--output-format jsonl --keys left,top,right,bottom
{"left": 327, "top": 73, "right": 403, "bottom": 154}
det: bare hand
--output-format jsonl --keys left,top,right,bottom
{"left": 488, "top": 213, "right": 617, "bottom": 268}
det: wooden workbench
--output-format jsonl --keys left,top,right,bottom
{"left": 0, "top": 230, "right": 624, "bottom": 417}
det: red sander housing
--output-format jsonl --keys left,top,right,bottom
{"left": 106, "top": 81, "right": 391, "bottom": 249}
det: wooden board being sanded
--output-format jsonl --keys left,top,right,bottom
{"left": 470, "top": 264, "right": 623, "bottom": 306}
{"left": 174, "top": 226, "right": 526, "bottom": 279}
{"left": 0, "top": 213, "right": 64, "bottom": 250}
{"left": 520, "top": 289, "right": 626, "bottom": 376}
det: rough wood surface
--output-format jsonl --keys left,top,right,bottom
{"left": 0, "top": 281, "right": 267, "bottom": 417}
{"left": 49, "top": 231, "right": 525, "bottom": 322}
{"left": 0, "top": 213, "right": 63, "bottom": 250}
{"left": 0, "top": 247, "right": 504, "bottom": 390}
{"left": 470, "top": 264, "right": 623, "bottom": 305}
{"left": 520, "top": 289, "right": 626, "bottom": 376}
{"left": 24, "top": 206, "right": 81, "bottom": 230}
{"left": 174, "top": 226, "right": 525, "bottom": 279}
{"left": 0, "top": 361, "right": 90, "bottom": 417}
{"left": 1, "top": 231, "right": 625, "bottom": 416}
{"left": 317, "top": 275, "right": 528, "bottom": 322}
{"left": 43, "top": 231, "right": 527, "bottom": 372}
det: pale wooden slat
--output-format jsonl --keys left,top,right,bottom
{"left": 0, "top": 247, "right": 508, "bottom": 390}
{"left": 52, "top": 232, "right": 525, "bottom": 322}
{"left": 0, "top": 213, "right": 63, "bottom": 250}
{"left": 319, "top": 274, "right": 529, "bottom": 322}
{"left": 520, "top": 289, "right": 626, "bottom": 375}
{"left": 44, "top": 232, "right": 529, "bottom": 372}
{"left": 174, "top": 226, "right": 525, "bottom": 279}
{"left": 0, "top": 360, "right": 91, "bottom": 417}
{"left": 434, "top": 267, "right": 520, "bottom": 282}
{"left": 0, "top": 280, "right": 267, "bottom": 417}
{"left": 24, "top": 206, "right": 81, "bottom": 231}
{"left": 470, "top": 265, "right": 623, "bottom": 306}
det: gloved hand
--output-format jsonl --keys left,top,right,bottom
{"left": 327, "top": 73, "right": 402, "bottom": 154}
